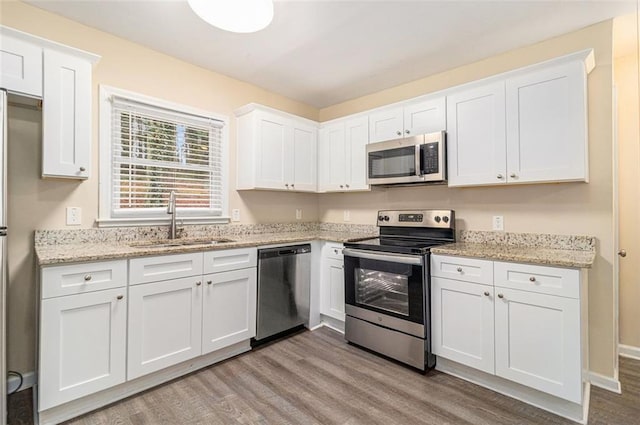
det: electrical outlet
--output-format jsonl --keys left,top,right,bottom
{"left": 492, "top": 215, "right": 504, "bottom": 231}
{"left": 296, "top": 209, "right": 303, "bottom": 220}
{"left": 344, "top": 210, "right": 351, "bottom": 222}
{"left": 66, "top": 207, "right": 81, "bottom": 226}
{"left": 231, "top": 209, "right": 240, "bottom": 222}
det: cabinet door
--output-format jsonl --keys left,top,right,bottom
{"left": 42, "top": 49, "right": 92, "bottom": 179}
{"left": 506, "top": 61, "right": 587, "bottom": 183}
{"left": 345, "top": 116, "right": 369, "bottom": 191}
{"left": 404, "top": 97, "right": 446, "bottom": 136}
{"left": 318, "top": 122, "right": 347, "bottom": 191}
{"left": 255, "top": 110, "right": 292, "bottom": 190}
{"left": 446, "top": 82, "right": 507, "bottom": 187}
{"left": 431, "top": 277, "right": 495, "bottom": 374}
{"left": 128, "top": 277, "right": 203, "bottom": 380}
{"left": 202, "top": 268, "right": 257, "bottom": 354}
{"left": 368, "top": 106, "right": 403, "bottom": 143}
{"left": 0, "top": 35, "right": 42, "bottom": 96}
{"left": 39, "top": 288, "right": 126, "bottom": 410}
{"left": 321, "top": 257, "right": 345, "bottom": 321}
{"left": 494, "top": 288, "right": 581, "bottom": 403}
{"left": 292, "top": 122, "right": 317, "bottom": 191}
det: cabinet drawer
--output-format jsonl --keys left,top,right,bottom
{"left": 494, "top": 261, "right": 580, "bottom": 298}
{"left": 323, "top": 243, "right": 344, "bottom": 260}
{"left": 431, "top": 255, "right": 493, "bottom": 285}
{"left": 129, "top": 253, "right": 203, "bottom": 285}
{"left": 203, "top": 248, "right": 257, "bottom": 274}
{"left": 41, "top": 260, "right": 127, "bottom": 299}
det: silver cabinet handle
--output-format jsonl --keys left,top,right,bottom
{"left": 84, "top": 274, "right": 92, "bottom": 281}
{"left": 529, "top": 276, "right": 536, "bottom": 282}
{"left": 619, "top": 250, "right": 627, "bottom": 258}
{"left": 405, "top": 129, "right": 410, "bottom": 134}
{"left": 456, "top": 267, "right": 463, "bottom": 272}
{"left": 484, "top": 291, "right": 490, "bottom": 296}
{"left": 333, "top": 249, "right": 338, "bottom": 254}
{"left": 116, "top": 295, "right": 124, "bottom": 300}
{"left": 291, "top": 184, "right": 295, "bottom": 188}
{"left": 510, "top": 173, "right": 517, "bottom": 178}
{"left": 79, "top": 166, "right": 86, "bottom": 172}
{"left": 396, "top": 131, "right": 402, "bottom": 136}
{"left": 497, "top": 293, "right": 504, "bottom": 299}
{"left": 207, "top": 280, "right": 212, "bottom": 285}
{"left": 345, "top": 184, "right": 350, "bottom": 188}
{"left": 497, "top": 174, "right": 504, "bottom": 179}
{"left": 339, "top": 185, "right": 344, "bottom": 189}
{"left": 285, "top": 183, "right": 289, "bottom": 188}
{"left": 196, "top": 281, "right": 202, "bottom": 286}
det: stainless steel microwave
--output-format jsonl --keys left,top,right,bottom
{"left": 366, "top": 131, "right": 446, "bottom": 186}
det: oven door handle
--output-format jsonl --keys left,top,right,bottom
{"left": 342, "top": 248, "right": 423, "bottom": 265}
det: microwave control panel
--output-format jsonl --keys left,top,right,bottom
{"left": 422, "top": 142, "right": 440, "bottom": 174}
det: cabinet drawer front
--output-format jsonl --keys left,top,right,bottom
{"left": 431, "top": 255, "right": 493, "bottom": 285}
{"left": 129, "top": 253, "right": 203, "bottom": 285}
{"left": 323, "top": 243, "right": 344, "bottom": 261}
{"left": 494, "top": 261, "right": 580, "bottom": 298}
{"left": 203, "top": 248, "right": 257, "bottom": 274}
{"left": 42, "top": 260, "right": 127, "bottom": 299}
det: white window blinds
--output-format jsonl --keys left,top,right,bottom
{"left": 110, "top": 96, "right": 225, "bottom": 217}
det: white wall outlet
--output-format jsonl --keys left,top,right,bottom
{"left": 66, "top": 207, "right": 82, "bottom": 226}
{"left": 296, "top": 209, "right": 303, "bottom": 220}
{"left": 231, "top": 209, "right": 241, "bottom": 222}
{"left": 492, "top": 215, "right": 504, "bottom": 231}
{"left": 344, "top": 210, "right": 351, "bottom": 222}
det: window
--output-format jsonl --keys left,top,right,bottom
{"left": 99, "top": 86, "right": 228, "bottom": 226}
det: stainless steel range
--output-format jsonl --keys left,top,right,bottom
{"left": 342, "top": 209, "right": 455, "bottom": 371}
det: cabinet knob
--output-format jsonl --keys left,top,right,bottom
{"left": 497, "top": 293, "right": 504, "bottom": 299}
{"left": 405, "top": 129, "right": 410, "bottom": 134}
{"left": 196, "top": 281, "right": 202, "bottom": 286}
{"left": 484, "top": 291, "right": 490, "bottom": 297}
{"left": 84, "top": 274, "right": 92, "bottom": 281}
{"left": 619, "top": 249, "right": 627, "bottom": 258}
{"left": 334, "top": 249, "right": 338, "bottom": 254}
{"left": 291, "top": 184, "right": 295, "bottom": 188}
{"left": 497, "top": 174, "right": 504, "bottom": 179}
{"left": 456, "top": 267, "right": 463, "bottom": 273}
{"left": 79, "top": 166, "right": 86, "bottom": 172}
{"left": 396, "top": 131, "right": 402, "bottom": 136}
{"left": 340, "top": 185, "right": 344, "bottom": 189}
{"left": 529, "top": 276, "right": 536, "bottom": 282}
{"left": 345, "top": 184, "right": 350, "bottom": 188}
{"left": 207, "top": 280, "right": 212, "bottom": 285}
{"left": 116, "top": 295, "right": 124, "bottom": 300}
{"left": 510, "top": 173, "right": 517, "bottom": 178}
{"left": 285, "top": 183, "right": 289, "bottom": 188}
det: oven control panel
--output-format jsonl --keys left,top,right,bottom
{"left": 377, "top": 210, "right": 455, "bottom": 228}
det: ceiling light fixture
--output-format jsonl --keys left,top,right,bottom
{"left": 187, "top": 0, "right": 274, "bottom": 34}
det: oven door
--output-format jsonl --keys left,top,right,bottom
{"left": 343, "top": 248, "right": 425, "bottom": 335}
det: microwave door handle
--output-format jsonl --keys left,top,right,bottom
{"left": 415, "top": 144, "right": 422, "bottom": 177}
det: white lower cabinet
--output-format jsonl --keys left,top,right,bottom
{"left": 39, "top": 288, "right": 127, "bottom": 410}
{"left": 127, "top": 277, "right": 203, "bottom": 380}
{"left": 320, "top": 243, "right": 345, "bottom": 321}
{"left": 431, "top": 254, "right": 584, "bottom": 404}
{"left": 202, "top": 268, "right": 257, "bottom": 354}
{"left": 431, "top": 277, "right": 495, "bottom": 374}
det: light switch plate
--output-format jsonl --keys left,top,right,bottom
{"left": 296, "top": 209, "right": 303, "bottom": 220}
{"left": 66, "top": 207, "right": 81, "bottom": 226}
{"left": 231, "top": 209, "right": 240, "bottom": 222}
{"left": 492, "top": 215, "right": 504, "bottom": 231}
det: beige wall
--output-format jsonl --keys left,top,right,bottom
{"left": 319, "top": 21, "right": 617, "bottom": 377}
{"left": 1, "top": 0, "right": 320, "bottom": 373}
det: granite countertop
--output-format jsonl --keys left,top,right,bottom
{"left": 35, "top": 230, "right": 377, "bottom": 266}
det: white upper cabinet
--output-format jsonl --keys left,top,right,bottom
{"left": 369, "top": 96, "right": 446, "bottom": 143}
{"left": 447, "top": 82, "right": 507, "bottom": 186}
{"left": 448, "top": 51, "right": 592, "bottom": 187}
{"left": 0, "top": 33, "right": 42, "bottom": 96}
{"left": 318, "top": 115, "right": 369, "bottom": 192}
{"left": 236, "top": 105, "right": 318, "bottom": 192}
{"left": 42, "top": 49, "right": 92, "bottom": 179}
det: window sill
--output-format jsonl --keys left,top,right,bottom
{"left": 95, "top": 216, "right": 231, "bottom": 228}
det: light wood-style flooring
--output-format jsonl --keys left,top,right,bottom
{"left": 9, "top": 327, "right": 640, "bottom": 424}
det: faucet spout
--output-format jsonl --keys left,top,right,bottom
{"left": 167, "top": 191, "right": 177, "bottom": 239}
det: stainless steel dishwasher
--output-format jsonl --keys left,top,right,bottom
{"left": 255, "top": 244, "right": 311, "bottom": 342}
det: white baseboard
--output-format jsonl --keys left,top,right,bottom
{"left": 619, "top": 344, "right": 640, "bottom": 361}
{"left": 588, "top": 371, "right": 621, "bottom": 394}
{"left": 319, "top": 314, "right": 345, "bottom": 334}
{"left": 7, "top": 371, "right": 36, "bottom": 393}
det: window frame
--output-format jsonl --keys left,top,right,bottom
{"left": 98, "top": 85, "right": 230, "bottom": 227}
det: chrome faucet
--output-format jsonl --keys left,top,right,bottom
{"left": 167, "top": 191, "right": 177, "bottom": 239}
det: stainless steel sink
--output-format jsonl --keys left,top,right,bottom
{"left": 131, "top": 238, "right": 235, "bottom": 248}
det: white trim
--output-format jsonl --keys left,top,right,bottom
{"left": 588, "top": 371, "right": 622, "bottom": 394}
{"left": 619, "top": 344, "right": 640, "bottom": 360}
{"left": 98, "top": 85, "right": 230, "bottom": 224}
{"left": 319, "top": 315, "right": 345, "bottom": 334}
{"left": 7, "top": 370, "right": 36, "bottom": 393}
{"left": 612, "top": 84, "right": 620, "bottom": 384}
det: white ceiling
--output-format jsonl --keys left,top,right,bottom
{"left": 26, "top": 0, "right": 637, "bottom": 108}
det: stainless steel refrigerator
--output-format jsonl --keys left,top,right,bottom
{"left": 0, "top": 88, "right": 7, "bottom": 425}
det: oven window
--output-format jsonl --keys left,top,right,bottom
{"left": 369, "top": 146, "right": 416, "bottom": 178}
{"left": 355, "top": 268, "right": 409, "bottom": 316}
